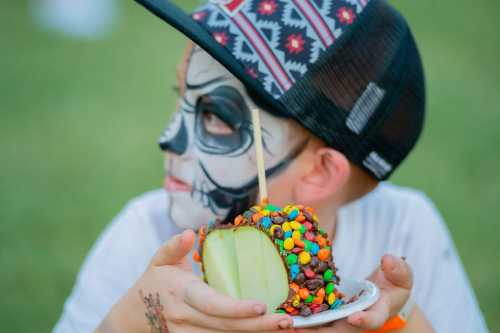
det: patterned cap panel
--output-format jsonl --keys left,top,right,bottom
{"left": 192, "top": 0, "right": 370, "bottom": 99}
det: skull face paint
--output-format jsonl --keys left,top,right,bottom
{"left": 161, "top": 45, "right": 308, "bottom": 229}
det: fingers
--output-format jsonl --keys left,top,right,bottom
{"left": 168, "top": 302, "right": 293, "bottom": 332}
{"left": 180, "top": 280, "right": 294, "bottom": 330}
{"left": 151, "top": 230, "right": 196, "bottom": 267}
{"left": 380, "top": 254, "right": 413, "bottom": 290}
{"left": 346, "top": 293, "right": 391, "bottom": 330}
{"left": 183, "top": 279, "right": 270, "bottom": 319}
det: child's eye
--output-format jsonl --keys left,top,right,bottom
{"left": 202, "top": 110, "right": 234, "bottom": 135}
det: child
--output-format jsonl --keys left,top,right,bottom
{"left": 54, "top": 0, "right": 488, "bottom": 332}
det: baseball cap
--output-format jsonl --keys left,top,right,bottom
{"left": 134, "top": 0, "right": 425, "bottom": 180}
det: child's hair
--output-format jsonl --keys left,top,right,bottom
{"left": 136, "top": 0, "right": 426, "bottom": 180}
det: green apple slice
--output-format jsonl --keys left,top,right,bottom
{"left": 234, "top": 227, "right": 289, "bottom": 312}
{"left": 202, "top": 226, "right": 289, "bottom": 313}
{"left": 203, "top": 229, "right": 241, "bottom": 298}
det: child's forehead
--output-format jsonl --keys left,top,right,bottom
{"left": 181, "top": 45, "right": 241, "bottom": 87}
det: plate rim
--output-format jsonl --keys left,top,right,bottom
{"left": 292, "top": 279, "right": 380, "bottom": 328}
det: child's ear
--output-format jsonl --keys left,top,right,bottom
{"left": 293, "top": 148, "right": 351, "bottom": 204}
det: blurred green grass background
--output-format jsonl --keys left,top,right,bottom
{"left": 0, "top": 0, "right": 499, "bottom": 331}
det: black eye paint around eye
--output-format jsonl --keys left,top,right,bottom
{"left": 200, "top": 86, "right": 248, "bottom": 129}
{"left": 194, "top": 86, "right": 253, "bottom": 156}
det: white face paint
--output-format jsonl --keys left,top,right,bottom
{"left": 161, "top": 46, "right": 308, "bottom": 229}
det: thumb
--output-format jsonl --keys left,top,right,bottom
{"left": 380, "top": 254, "right": 413, "bottom": 290}
{"left": 151, "top": 229, "right": 196, "bottom": 267}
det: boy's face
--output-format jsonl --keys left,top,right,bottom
{"left": 161, "top": 46, "right": 309, "bottom": 229}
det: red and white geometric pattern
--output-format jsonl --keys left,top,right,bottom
{"left": 192, "top": 0, "right": 370, "bottom": 98}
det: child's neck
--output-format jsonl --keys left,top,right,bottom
{"left": 315, "top": 169, "right": 379, "bottom": 241}
{"left": 315, "top": 202, "right": 340, "bottom": 243}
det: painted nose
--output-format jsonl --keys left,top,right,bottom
{"left": 158, "top": 114, "right": 188, "bottom": 155}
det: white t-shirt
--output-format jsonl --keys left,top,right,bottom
{"left": 53, "top": 183, "right": 489, "bottom": 332}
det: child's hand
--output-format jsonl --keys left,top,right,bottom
{"left": 294, "top": 255, "right": 413, "bottom": 333}
{"left": 96, "top": 230, "right": 294, "bottom": 333}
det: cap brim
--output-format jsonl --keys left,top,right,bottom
{"left": 134, "top": 0, "right": 284, "bottom": 115}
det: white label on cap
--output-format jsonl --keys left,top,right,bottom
{"left": 363, "top": 151, "right": 393, "bottom": 179}
{"left": 346, "top": 82, "right": 385, "bottom": 135}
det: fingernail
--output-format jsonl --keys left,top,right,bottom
{"left": 279, "top": 319, "right": 292, "bottom": 329}
{"left": 253, "top": 304, "right": 266, "bottom": 315}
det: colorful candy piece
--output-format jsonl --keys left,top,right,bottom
{"left": 331, "top": 299, "right": 343, "bottom": 309}
{"left": 192, "top": 250, "right": 201, "bottom": 263}
{"left": 288, "top": 209, "right": 299, "bottom": 220}
{"left": 269, "top": 224, "right": 280, "bottom": 236}
{"left": 292, "top": 230, "right": 301, "bottom": 240}
{"left": 298, "top": 251, "right": 311, "bottom": 265}
{"left": 310, "top": 243, "right": 320, "bottom": 255}
{"left": 328, "top": 292, "right": 336, "bottom": 305}
{"left": 287, "top": 253, "right": 298, "bottom": 265}
{"left": 294, "top": 239, "right": 305, "bottom": 248}
{"left": 265, "top": 203, "right": 281, "bottom": 212}
{"left": 304, "top": 267, "right": 316, "bottom": 279}
{"left": 324, "top": 269, "right": 333, "bottom": 281}
{"left": 290, "top": 264, "right": 300, "bottom": 279}
{"left": 316, "top": 235, "right": 327, "bottom": 248}
{"left": 284, "top": 238, "right": 295, "bottom": 250}
{"left": 312, "top": 296, "right": 324, "bottom": 304}
{"left": 290, "top": 282, "right": 300, "bottom": 293}
{"left": 325, "top": 282, "right": 335, "bottom": 295}
{"left": 318, "top": 249, "right": 331, "bottom": 261}
{"left": 261, "top": 216, "right": 272, "bottom": 229}
{"left": 235, "top": 215, "right": 244, "bottom": 225}
{"left": 299, "top": 288, "right": 310, "bottom": 300}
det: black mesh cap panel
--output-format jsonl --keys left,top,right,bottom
{"left": 278, "top": 0, "right": 425, "bottom": 179}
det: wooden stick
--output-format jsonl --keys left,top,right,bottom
{"left": 250, "top": 108, "right": 268, "bottom": 203}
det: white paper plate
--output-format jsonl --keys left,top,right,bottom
{"left": 292, "top": 279, "right": 380, "bottom": 328}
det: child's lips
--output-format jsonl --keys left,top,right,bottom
{"left": 164, "top": 175, "right": 192, "bottom": 192}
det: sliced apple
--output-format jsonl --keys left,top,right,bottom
{"left": 202, "top": 226, "right": 289, "bottom": 313}
{"left": 234, "top": 227, "right": 289, "bottom": 312}
{"left": 203, "top": 229, "right": 241, "bottom": 298}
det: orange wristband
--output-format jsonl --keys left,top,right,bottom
{"left": 363, "top": 297, "right": 413, "bottom": 333}
{"left": 363, "top": 314, "right": 406, "bottom": 333}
